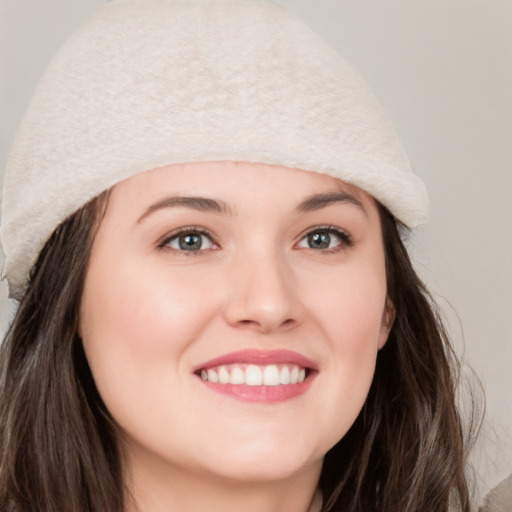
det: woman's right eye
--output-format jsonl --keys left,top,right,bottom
{"left": 160, "top": 230, "right": 216, "bottom": 252}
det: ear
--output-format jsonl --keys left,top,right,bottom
{"left": 378, "top": 298, "right": 395, "bottom": 350}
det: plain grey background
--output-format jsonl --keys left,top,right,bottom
{"left": 1, "top": 0, "right": 511, "bottom": 500}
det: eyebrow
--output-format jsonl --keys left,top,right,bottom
{"left": 296, "top": 192, "right": 367, "bottom": 215}
{"left": 137, "top": 196, "right": 234, "bottom": 222}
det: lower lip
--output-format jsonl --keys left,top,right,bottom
{"left": 198, "top": 375, "right": 316, "bottom": 403}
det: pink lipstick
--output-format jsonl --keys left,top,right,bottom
{"left": 194, "top": 349, "right": 317, "bottom": 402}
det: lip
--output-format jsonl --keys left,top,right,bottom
{"left": 198, "top": 379, "right": 315, "bottom": 402}
{"left": 193, "top": 349, "right": 318, "bottom": 403}
{"left": 193, "top": 349, "right": 318, "bottom": 373}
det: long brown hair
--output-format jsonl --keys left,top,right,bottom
{"left": 0, "top": 197, "right": 474, "bottom": 511}
{"left": 0, "top": 192, "right": 123, "bottom": 512}
{"left": 320, "top": 205, "right": 475, "bottom": 511}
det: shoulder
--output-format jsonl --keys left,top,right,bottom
{"left": 479, "top": 474, "right": 512, "bottom": 512}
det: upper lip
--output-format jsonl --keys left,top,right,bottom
{"left": 194, "top": 349, "right": 318, "bottom": 372}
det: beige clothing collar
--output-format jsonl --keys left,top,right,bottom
{"left": 308, "top": 489, "right": 323, "bottom": 512}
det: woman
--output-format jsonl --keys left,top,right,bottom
{"left": 0, "top": 1, "right": 473, "bottom": 511}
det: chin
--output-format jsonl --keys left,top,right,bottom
{"left": 205, "top": 455, "right": 320, "bottom": 484}
{"left": 193, "top": 433, "right": 325, "bottom": 483}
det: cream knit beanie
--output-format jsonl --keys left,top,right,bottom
{"left": 1, "top": 0, "right": 428, "bottom": 300}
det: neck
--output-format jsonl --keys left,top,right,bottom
{"left": 123, "top": 450, "right": 322, "bottom": 512}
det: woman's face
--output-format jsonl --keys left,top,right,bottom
{"left": 80, "top": 161, "right": 393, "bottom": 486}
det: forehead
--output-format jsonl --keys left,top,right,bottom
{"left": 109, "top": 161, "right": 375, "bottom": 210}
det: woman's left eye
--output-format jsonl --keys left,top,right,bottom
{"left": 161, "top": 230, "right": 215, "bottom": 252}
{"left": 297, "top": 228, "right": 352, "bottom": 251}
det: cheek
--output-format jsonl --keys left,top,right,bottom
{"left": 78, "top": 257, "right": 218, "bottom": 419}
{"left": 303, "top": 261, "right": 387, "bottom": 440}
{"left": 78, "top": 260, "right": 229, "bottom": 467}
{"left": 311, "top": 261, "right": 387, "bottom": 353}
{"left": 81, "top": 256, "right": 213, "bottom": 355}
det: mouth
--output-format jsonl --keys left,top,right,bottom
{"left": 193, "top": 349, "right": 317, "bottom": 402}
{"left": 196, "top": 363, "right": 310, "bottom": 386}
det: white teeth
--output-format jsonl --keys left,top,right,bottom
{"left": 199, "top": 364, "right": 309, "bottom": 386}
{"left": 262, "top": 365, "right": 280, "bottom": 386}
{"left": 279, "top": 366, "right": 290, "bottom": 385}
{"left": 245, "top": 365, "right": 263, "bottom": 386}
{"left": 218, "top": 366, "right": 230, "bottom": 384}
{"left": 290, "top": 366, "right": 299, "bottom": 384}
{"left": 230, "top": 366, "right": 245, "bottom": 384}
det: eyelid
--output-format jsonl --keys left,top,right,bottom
{"left": 295, "top": 225, "right": 354, "bottom": 251}
{"left": 157, "top": 226, "right": 219, "bottom": 251}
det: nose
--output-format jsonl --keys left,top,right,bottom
{"left": 223, "top": 251, "right": 304, "bottom": 334}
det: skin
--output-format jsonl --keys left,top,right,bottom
{"left": 79, "top": 161, "right": 394, "bottom": 512}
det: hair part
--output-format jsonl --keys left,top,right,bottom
{"left": 1, "top": 198, "right": 475, "bottom": 512}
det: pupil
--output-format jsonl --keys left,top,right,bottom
{"left": 179, "top": 234, "right": 202, "bottom": 250}
{"left": 309, "top": 232, "right": 330, "bottom": 249}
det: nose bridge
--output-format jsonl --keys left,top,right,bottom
{"left": 223, "top": 241, "right": 302, "bottom": 333}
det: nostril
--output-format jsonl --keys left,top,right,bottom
{"left": 235, "top": 317, "right": 296, "bottom": 331}
{"left": 238, "top": 319, "right": 256, "bottom": 327}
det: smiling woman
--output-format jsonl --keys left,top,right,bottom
{"left": 79, "top": 162, "right": 392, "bottom": 506}
{"left": 0, "top": 1, "right": 474, "bottom": 512}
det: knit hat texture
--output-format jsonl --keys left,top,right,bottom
{"left": 1, "top": 0, "right": 428, "bottom": 300}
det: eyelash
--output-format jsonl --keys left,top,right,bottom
{"left": 157, "top": 225, "right": 354, "bottom": 254}
{"left": 157, "top": 226, "right": 218, "bottom": 255}
{"left": 295, "top": 225, "right": 354, "bottom": 253}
